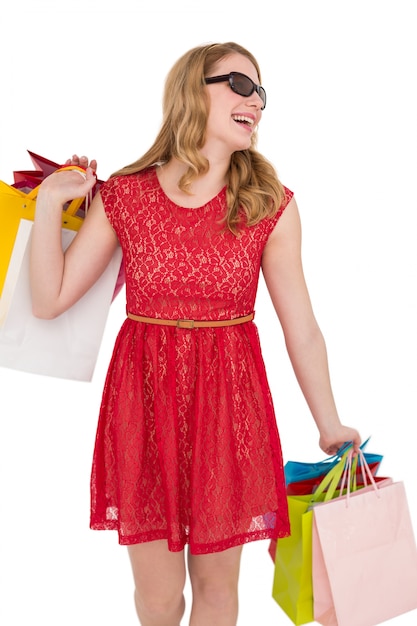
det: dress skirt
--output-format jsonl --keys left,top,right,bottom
{"left": 90, "top": 318, "right": 290, "bottom": 554}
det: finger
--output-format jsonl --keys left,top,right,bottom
{"left": 68, "top": 174, "right": 97, "bottom": 198}
{"left": 85, "top": 167, "right": 97, "bottom": 181}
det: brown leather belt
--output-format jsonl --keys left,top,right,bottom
{"left": 127, "top": 312, "right": 254, "bottom": 329}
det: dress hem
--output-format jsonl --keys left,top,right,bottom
{"left": 90, "top": 521, "right": 290, "bottom": 554}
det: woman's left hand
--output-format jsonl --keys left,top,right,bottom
{"left": 319, "top": 425, "right": 361, "bottom": 456}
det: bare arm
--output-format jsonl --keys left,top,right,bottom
{"left": 261, "top": 196, "right": 361, "bottom": 455}
{"left": 30, "top": 158, "right": 119, "bottom": 319}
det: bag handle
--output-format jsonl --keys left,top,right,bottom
{"left": 339, "top": 452, "right": 359, "bottom": 494}
{"left": 25, "top": 165, "right": 91, "bottom": 217}
{"left": 310, "top": 448, "right": 352, "bottom": 503}
{"left": 344, "top": 449, "right": 379, "bottom": 505}
{"left": 311, "top": 445, "right": 369, "bottom": 504}
{"left": 300, "top": 436, "right": 371, "bottom": 473}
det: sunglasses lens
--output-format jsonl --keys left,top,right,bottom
{"left": 231, "top": 73, "right": 253, "bottom": 97}
{"left": 231, "top": 73, "right": 266, "bottom": 109}
{"left": 259, "top": 87, "right": 266, "bottom": 109}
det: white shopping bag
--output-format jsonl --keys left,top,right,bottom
{"left": 0, "top": 219, "right": 122, "bottom": 381}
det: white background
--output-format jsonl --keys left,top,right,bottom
{"left": 1, "top": 1, "right": 416, "bottom": 624}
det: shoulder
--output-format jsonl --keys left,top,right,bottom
{"left": 100, "top": 167, "right": 155, "bottom": 200}
{"left": 263, "top": 193, "right": 301, "bottom": 257}
{"left": 276, "top": 185, "right": 294, "bottom": 218}
{"left": 99, "top": 168, "right": 159, "bottom": 228}
{"left": 282, "top": 185, "right": 294, "bottom": 208}
{"left": 256, "top": 184, "right": 294, "bottom": 238}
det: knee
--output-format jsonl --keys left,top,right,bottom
{"left": 134, "top": 587, "right": 185, "bottom": 623}
{"left": 192, "top": 577, "right": 238, "bottom": 611}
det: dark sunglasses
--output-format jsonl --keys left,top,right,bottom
{"left": 205, "top": 71, "right": 267, "bottom": 110}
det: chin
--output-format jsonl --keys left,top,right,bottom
{"left": 236, "top": 140, "right": 252, "bottom": 152}
{"left": 230, "top": 136, "right": 253, "bottom": 153}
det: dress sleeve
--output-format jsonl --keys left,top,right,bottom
{"left": 279, "top": 185, "right": 294, "bottom": 216}
{"left": 99, "top": 176, "right": 120, "bottom": 232}
{"left": 262, "top": 185, "right": 294, "bottom": 239}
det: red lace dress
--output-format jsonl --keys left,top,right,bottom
{"left": 90, "top": 167, "right": 293, "bottom": 554}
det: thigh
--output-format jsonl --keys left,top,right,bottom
{"left": 128, "top": 540, "right": 187, "bottom": 598}
{"left": 188, "top": 545, "right": 243, "bottom": 588}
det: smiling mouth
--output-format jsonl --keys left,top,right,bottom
{"left": 232, "top": 114, "right": 254, "bottom": 127}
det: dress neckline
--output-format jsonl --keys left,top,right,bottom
{"left": 152, "top": 167, "right": 227, "bottom": 210}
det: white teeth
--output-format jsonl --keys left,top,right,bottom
{"left": 232, "top": 115, "right": 254, "bottom": 125}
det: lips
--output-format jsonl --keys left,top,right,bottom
{"left": 232, "top": 114, "right": 255, "bottom": 126}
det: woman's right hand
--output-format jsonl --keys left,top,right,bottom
{"left": 37, "top": 154, "right": 97, "bottom": 207}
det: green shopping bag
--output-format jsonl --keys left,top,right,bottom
{"left": 272, "top": 450, "right": 355, "bottom": 625}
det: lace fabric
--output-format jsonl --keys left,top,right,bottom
{"left": 90, "top": 168, "right": 293, "bottom": 554}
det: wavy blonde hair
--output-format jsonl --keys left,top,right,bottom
{"left": 112, "top": 42, "right": 285, "bottom": 234}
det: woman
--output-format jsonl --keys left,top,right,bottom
{"left": 30, "top": 42, "right": 360, "bottom": 626}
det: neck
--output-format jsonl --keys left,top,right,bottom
{"left": 156, "top": 157, "right": 229, "bottom": 209}
{"left": 165, "top": 156, "right": 229, "bottom": 187}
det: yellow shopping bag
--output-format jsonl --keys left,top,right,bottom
{"left": 0, "top": 179, "right": 85, "bottom": 299}
{"left": 272, "top": 450, "right": 356, "bottom": 625}
{"left": 273, "top": 494, "right": 316, "bottom": 624}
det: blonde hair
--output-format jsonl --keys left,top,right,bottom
{"left": 112, "top": 42, "right": 285, "bottom": 234}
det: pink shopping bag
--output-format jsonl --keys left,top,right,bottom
{"left": 312, "top": 451, "right": 417, "bottom": 626}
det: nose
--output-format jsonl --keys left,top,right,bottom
{"left": 247, "top": 90, "right": 264, "bottom": 110}
{"left": 244, "top": 86, "right": 264, "bottom": 110}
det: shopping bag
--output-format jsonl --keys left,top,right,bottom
{"left": 0, "top": 178, "right": 85, "bottom": 301}
{"left": 0, "top": 175, "right": 123, "bottom": 381}
{"left": 12, "top": 149, "right": 103, "bottom": 206}
{"left": 312, "top": 450, "right": 417, "bottom": 626}
{"left": 284, "top": 438, "right": 382, "bottom": 485}
{"left": 272, "top": 450, "right": 356, "bottom": 625}
{"left": 269, "top": 440, "right": 383, "bottom": 560}
{"left": 286, "top": 467, "right": 386, "bottom": 496}
{"left": 0, "top": 217, "right": 122, "bottom": 381}
{"left": 3, "top": 150, "right": 125, "bottom": 300}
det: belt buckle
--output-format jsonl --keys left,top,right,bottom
{"left": 176, "top": 319, "right": 195, "bottom": 329}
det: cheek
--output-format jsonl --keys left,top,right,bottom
{"left": 206, "top": 105, "right": 228, "bottom": 133}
